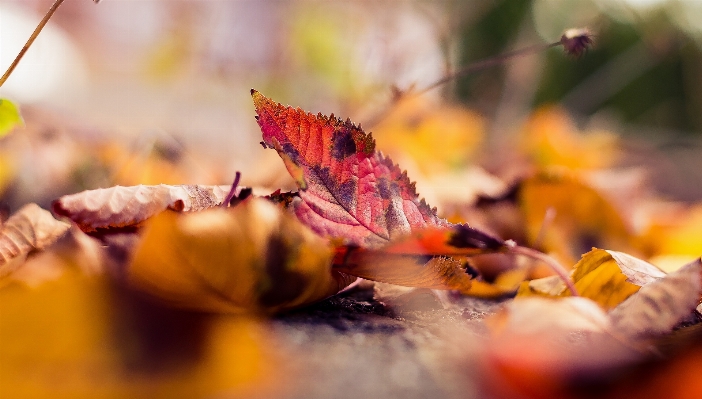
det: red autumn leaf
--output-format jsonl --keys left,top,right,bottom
{"left": 53, "top": 184, "right": 239, "bottom": 233}
{"left": 253, "top": 90, "right": 495, "bottom": 251}
{"left": 253, "top": 91, "right": 510, "bottom": 291}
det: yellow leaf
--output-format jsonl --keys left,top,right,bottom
{"left": 516, "top": 274, "right": 566, "bottom": 297}
{"left": 518, "top": 248, "right": 666, "bottom": 310}
{"left": 0, "top": 155, "right": 14, "bottom": 195}
{"left": 0, "top": 263, "right": 279, "bottom": 398}
{"left": 0, "top": 98, "right": 23, "bottom": 137}
{"left": 642, "top": 204, "right": 702, "bottom": 265}
{"left": 462, "top": 268, "right": 529, "bottom": 298}
{"left": 129, "top": 198, "right": 355, "bottom": 314}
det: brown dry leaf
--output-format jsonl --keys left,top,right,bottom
{"left": 128, "top": 198, "right": 356, "bottom": 314}
{"left": 0, "top": 203, "right": 70, "bottom": 278}
{"left": 0, "top": 265, "right": 281, "bottom": 398}
{"left": 333, "top": 224, "right": 507, "bottom": 294}
{"left": 609, "top": 257, "right": 702, "bottom": 339}
{"left": 518, "top": 248, "right": 666, "bottom": 309}
{"left": 338, "top": 252, "right": 474, "bottom": 293}
{"left": 53, "top": 184, "right": 236, "bottom": 233}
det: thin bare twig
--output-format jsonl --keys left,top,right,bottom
{"left": 417, "top": 42, "right": 561, "bottom": 96}
{"left": 0, "top": 0, "right": 101, "bottom": 88}
{"left": 365, "top": 29, "right": 593, "bottom": 128}
{"left": 0, "top": 0, "right": 66, "bottom": 88}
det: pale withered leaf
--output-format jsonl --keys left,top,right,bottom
{"left": 0, "top": 203, "right": 70, "bottom": 277}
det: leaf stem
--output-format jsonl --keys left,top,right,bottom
{"left": 222, "top": 171, "right": 241, "bottom": 208}
{"left": 507, "top": 242, "right": 579, "bottom": 296}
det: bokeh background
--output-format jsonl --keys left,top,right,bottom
{"left": 2, "top": 2, "right": 702, "bottom": 398}
{"left": 1, "top": 0, "right": 701, "bottom": 205}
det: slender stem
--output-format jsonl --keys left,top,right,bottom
{"left": 365, "top": 40, "right": 562, "bottom": 128}
{"left": 222, "top": 171, "right": 241, "bottom": 208}
{"left": 417, "top": 41, "right": 561, "bottom": 95}
{"left": 0, "top": 0, "right": 69, "bottom": 88}
{"left": 508, "top": 243, "right": 579, "bottom": 296}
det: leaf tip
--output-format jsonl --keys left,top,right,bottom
{"left": 251, "top": 89, "right": 269, "bottom": 110}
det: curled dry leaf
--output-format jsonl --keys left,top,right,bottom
{"left": 53, "top": 184, "right": 237, "bottom": 233}
{"left": 334, "top": 225, "right": 507, "bottom": 292}
{"left": 0, "top": 203, "right": 70, "bottom": 278}
{"left": 128, "top": 198, "right": 356, "bottom": 314}
{"left": 609, "top": 258, "right": 702, "bottom": 339}
{"left": 518, "top": 248, "right": 666, "bottom": 309}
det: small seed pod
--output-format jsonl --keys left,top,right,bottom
{"left": 560, "top": 28, "right": 594, "bottom": 58}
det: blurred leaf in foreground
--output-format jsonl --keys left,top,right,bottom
{"left": 480, "top": 258, "right": 701, "bottom": 399}
{"left": 0, "top": 262, "right": 280, "bottom": 398}
{"left": 129, "top": 198, "right": 355, "bottom": 314}
{"left": 0, "top": 98, "right": 23, "bottom": 137}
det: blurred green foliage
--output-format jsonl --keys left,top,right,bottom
{"left": 455, "top": 0, "right": 702, "bottom": 135}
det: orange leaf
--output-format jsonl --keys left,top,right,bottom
{"left": 334, "top": 225, "right": 507, "bottom": 292}
{"left": 129, "top": 199, "right": 355, "bottom": 313}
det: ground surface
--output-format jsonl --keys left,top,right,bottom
{"left": 267, "top": 283, "right": 505, "bottom": 399}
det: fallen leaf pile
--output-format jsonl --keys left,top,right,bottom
{"left": 1, "top": 91, "right": 700, "bottom": 398}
